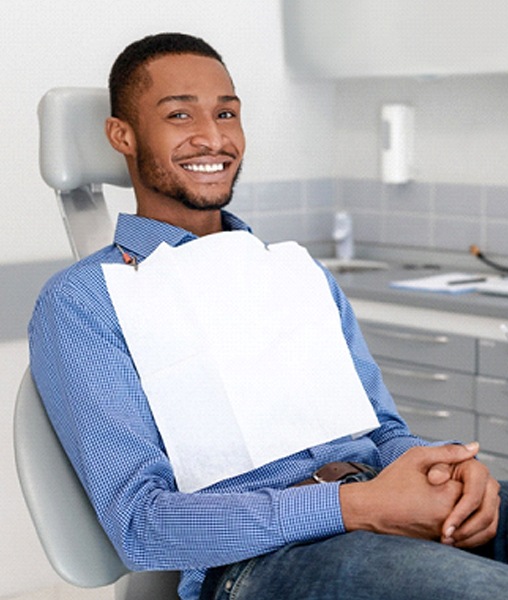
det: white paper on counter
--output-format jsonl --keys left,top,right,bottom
{"left": 102, "top": 231, "right": 379, "bottom": 492}
{"left": 390, "top": 272, "right": 485, "bottom": 294}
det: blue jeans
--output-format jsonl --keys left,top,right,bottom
{"left": 201, "top": 481, "right": 508, "bottom": 600}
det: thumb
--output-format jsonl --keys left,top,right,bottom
{"left": 427, "top": 462, "right": 452, "bottom": 485}
{"left": 417, "top": 442, "right": 479, "bottom": 472}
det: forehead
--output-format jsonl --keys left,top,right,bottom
{"left": 142, "top": 54, "right": 236, "bottom": 103}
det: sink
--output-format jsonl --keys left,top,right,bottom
{"left": 318, "top": 258, "right": 390, "bottom": 273}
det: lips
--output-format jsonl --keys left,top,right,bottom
{"left": 178, "top": 152, "right": 237, "bottom": 180}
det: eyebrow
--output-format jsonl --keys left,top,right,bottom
{"left": 157, "top": 94, "right": 241, "bottom": 106}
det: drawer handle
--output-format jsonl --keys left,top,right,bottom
{"left": 398, "top": 405, "right": 451, "bottom": 419}
{"left": 382, "top": 365, "right": 449, "bottom": 382}
{"left": 487, "top": 417, "right": 508, "bottom": 428}
{"left": 367, "top": 328, "right": 449, "bottom": 345}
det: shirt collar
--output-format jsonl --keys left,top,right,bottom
{"left": 113, "top": 211, "right": 252, "bottom": 261}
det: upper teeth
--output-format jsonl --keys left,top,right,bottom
{"left": 183, "top": 163, "right": 225, "bottom": 173}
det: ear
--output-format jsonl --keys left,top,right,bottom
{"left": 105, "top": 117, "right": 136, "bottom": 157}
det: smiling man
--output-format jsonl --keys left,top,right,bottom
{"left": 29, "top": 33, "right": 508, "bottom": 600}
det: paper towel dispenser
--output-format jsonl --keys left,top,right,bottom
{"left": 283, "top": 0, "right": 508, "bottom": 78}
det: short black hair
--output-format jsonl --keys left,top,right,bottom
{"left": 109, "top": 33, "right": 226, "bottom": 122}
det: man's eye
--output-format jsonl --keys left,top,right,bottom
{"left": 218, "top": 110, "right": 235, "bottom": 119}
{"left": 168, "top": 112, "right": 189, "bottom": 120}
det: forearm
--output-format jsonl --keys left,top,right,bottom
{"left": 117, "top": 481, "right": 344, "bottom": 570}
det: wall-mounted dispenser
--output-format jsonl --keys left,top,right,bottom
{"left": 380, "top": 104, "right": 414, "bottom": 184}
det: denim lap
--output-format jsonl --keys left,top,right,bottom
{"left": 203, "top": 481, "right": 508, "bottom": 600}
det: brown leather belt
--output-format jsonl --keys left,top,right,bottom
{"left": 294, "top": 461, "right": 378, "bottom": 486}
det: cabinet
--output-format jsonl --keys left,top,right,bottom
{"left": 283, "top": 0, "right": 508, "bottom": 78}
{"left": 476, "top": 340, "right": 508, "bottom": 479}
{"left": 359, "top": 321, "right": 508, "bottom": 480}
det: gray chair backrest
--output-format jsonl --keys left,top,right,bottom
{"left": 38, "top": 87, "right": 131, "bottom": 259}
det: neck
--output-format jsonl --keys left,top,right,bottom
{"left": 136, "top": 202, "right": 223, "bottom": 237}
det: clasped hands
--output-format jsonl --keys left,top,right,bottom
{"left": 341, "top": 442, "right": 501, "bottom": 549}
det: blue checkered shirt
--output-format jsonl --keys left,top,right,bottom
{"left": 29, "top": 211, "right": 428, "bottom": 600}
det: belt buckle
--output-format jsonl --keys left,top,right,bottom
{"left": 311, "top": 461, "right": 378, "bottom": 485}
{"left": 311, "top": 471, "right": 333, "bottom": 484}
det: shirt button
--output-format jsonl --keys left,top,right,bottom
{"left": 225, "top": 579, "right": 233, "bottom": 592}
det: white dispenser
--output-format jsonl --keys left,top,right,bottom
{"left": 381, "top": 104, "right": 414, "bottom": 184}
{"left": 333, "top": 212, "right": 354, "bottom": 260}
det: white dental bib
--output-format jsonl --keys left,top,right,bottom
{"left": 102, "top": 231, "right": 379, "bottom": 492}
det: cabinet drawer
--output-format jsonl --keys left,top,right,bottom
{"left": 361, "top": 323, "right": 475, "bottom": 373}
{"left": 476, "top": 376, "right": 508, "bottom": 419}
{"left": 379, "top": 360, "right": 474, "bottom": 410}
{"left": 478, "top": 415, "right": 508, "bottom": 456}
{"left": 395, "top": 398, "right": 475, "bottom": 442}
{"left": 478, "top": 339, "right": 508, "bottom": 378}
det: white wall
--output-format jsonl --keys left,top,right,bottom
{"left": 333, "top": 73, "right": 508, "bottom": 185}
{"left": 0, "top": 1, "right": 337, "bottom": 598}
{"left": 283, "top": 0, "right": 508, "bottom": 187}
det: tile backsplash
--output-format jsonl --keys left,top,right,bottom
{"left": 232, "top": 178, "right": 338, "bottom": 258}
{"left": 233, "top": 178, "right": 508, "bottom": 259}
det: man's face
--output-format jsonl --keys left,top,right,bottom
{"left": 131, "top": 54, "right": 245, "bottom": 213}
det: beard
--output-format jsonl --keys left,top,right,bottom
{"left": 136, "top": 143, "right": 242, "bottom": 212}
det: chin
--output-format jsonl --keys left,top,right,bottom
{"left": 178, "top": 194, "right": 233, "bottom": 212}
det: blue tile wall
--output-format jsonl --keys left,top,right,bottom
{"left": 232, "top": 178, "right": 508, "bottom": 259}
{"left": 341, "top": 178, "right": 508, "bottom": 257}
{"left": 232, "top": 178, "right": 338, "bottom": 256}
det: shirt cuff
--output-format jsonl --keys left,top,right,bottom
{"left": 277, "top": 482, "right": 345, "bottom": 544}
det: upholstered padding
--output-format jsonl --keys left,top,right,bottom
{"left": 38, "top": 87, "right": 131, "bottom": 191}
{"left": 14, "top": 369, "right": 129, "bottom": 587}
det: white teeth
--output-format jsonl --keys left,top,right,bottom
{"left": 183, "top": 163, "right": 225, "bottom": 173}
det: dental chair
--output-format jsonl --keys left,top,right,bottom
{"left": 14, "top": 88, "right": 180, "bottom": 599}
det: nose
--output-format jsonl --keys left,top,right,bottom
{"left": 190, "top": 116, "right": 225, "bottom": 153}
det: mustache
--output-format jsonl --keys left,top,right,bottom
{"left": 176, "top": 148, "right": 237, "bottom": 161}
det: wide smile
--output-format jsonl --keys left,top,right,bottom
{"left": 178, "top": 155, "right": 236, "bottom": 183}
{"left": 182, "top": 162, "right": 226, "bottom": 173}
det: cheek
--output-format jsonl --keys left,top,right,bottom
{"left": 233, "top": 129, "right": 246, "bottom": 154}
{"left": 138, "top": 125, "right": 184, "bottom": 160}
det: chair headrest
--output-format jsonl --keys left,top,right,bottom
{"left": 38, "top": 87, "right": 132, "bottom": 191}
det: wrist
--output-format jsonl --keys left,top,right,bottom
{"left": 339, "top": 480, "right": 379, "bottom": 533}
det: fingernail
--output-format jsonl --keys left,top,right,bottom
{"left": 465, "top": 442, "right": 479, "bottom": 452}
{"left": 445, "top": 525, "right": 455, "bottom": 538}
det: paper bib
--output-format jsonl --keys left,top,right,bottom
{"left": 103, "top": 231, "right": 379, "bottom": 492}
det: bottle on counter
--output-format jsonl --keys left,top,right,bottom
{"left": 333, "top": 211, "right": 354, "bottom": 260}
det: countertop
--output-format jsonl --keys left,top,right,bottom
{"left": 329, "top": 264, "right": 508, "bottom": 341}
{"left": 335, "top": 265, "right": 508, "bottom": 321}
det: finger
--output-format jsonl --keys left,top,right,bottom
{"left": 427, "top": 462, "right": 452, "bottom": 485}
{"left": 447, "top": 503, "right": 499, "bottom": 548}
{"left": 441, "top": 467, "right": 487, "bottom": 535}
{"left": 452, "top": 478, "right": 500, "bottom": 541}
{"left": 413, "top": 442, "right": 479, "bottom": 472}
{"left": 442, "top": 475, "right": 500, "bottom": 545}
